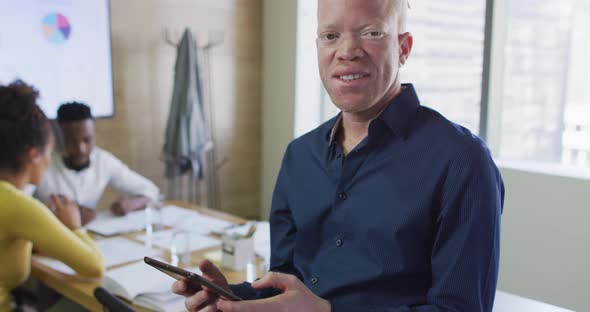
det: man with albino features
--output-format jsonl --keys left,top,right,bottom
{"left": 173, "top": 0, "right": 504, "bottom": 311}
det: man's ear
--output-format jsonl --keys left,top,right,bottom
{"left": 398, "top": 32, "right": 413, "bottom": 65}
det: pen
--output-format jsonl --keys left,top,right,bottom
{"left": 244, "top": 224, "right": 257, "bottom": 238}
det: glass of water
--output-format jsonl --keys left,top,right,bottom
{"left": 170, "top": 230, "right": 191, "bottom": 267}
{"left": 147, "top": 194, "right": 165, "bottom": 231}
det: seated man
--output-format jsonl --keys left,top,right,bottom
{"left": 34, "top": 102, "right": 159, "bottom": 225}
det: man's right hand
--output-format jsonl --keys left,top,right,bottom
{"left": 79, "top": 205, "right": 97, "bottom": 225}
{"left": 172, "top": 259, "right": 231, "bottom": 312}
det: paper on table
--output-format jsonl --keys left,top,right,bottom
{"left": 136, "top": 229, "right": 221, "bottom": 252}
{"left": 34, "top": 256, "right": 76, "bottom": 275}
{"left": 86, "top": 210, "right": 147, "bottom": 236}
{"left": 86, "top": 206, "right": 234, "bottom": 236}
{"left": 204, "top": 250, "right": 222, "bottom": 263}
{"left": 158, "top": 205, "right": 199, "bottom": 225}
{"left": 96, "top": 237, "right": 161, "bottom": 268}
{"left": 159, "top": 205, "right": 234, "bottom": 234}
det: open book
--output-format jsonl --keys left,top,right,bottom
{"left": 103, "top": 259, "right": 191, "bottom": 312}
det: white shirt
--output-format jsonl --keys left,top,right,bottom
{"left": 34, "top": 147, "right": 159, "bottom": 210}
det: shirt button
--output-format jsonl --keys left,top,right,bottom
{"left": 338, "top": 192, "right": 347, "bottom": 200}
{"left": 311, "top": 277, "right": 318, "bottom": 284}
{"left": 336, "top": 239, "right": 343, "bottom": 247}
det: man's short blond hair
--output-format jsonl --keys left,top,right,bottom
{"left": 393, "top": 0, "right": 409, "bottom": 33}
{"left": 316, "top": 0, "right": 409, "bottom": 33}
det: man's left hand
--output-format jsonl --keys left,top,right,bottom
{"left": 110, "top": 195, "right": 150, "bottom": 216}
{"left": 216, "top": 272, "right": 331, "bottom": 312}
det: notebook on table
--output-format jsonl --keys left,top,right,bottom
{"left": 102, "top": 259, "right": 193, "bottom": 312}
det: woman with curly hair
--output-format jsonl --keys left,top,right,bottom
{"left": 0, "top": 80, "right": 103, "bottom": 311}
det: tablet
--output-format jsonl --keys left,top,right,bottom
{"left": 143, "top": 256, "right": 242, "bottom": 301}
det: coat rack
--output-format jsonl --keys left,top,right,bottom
{"left": 163, "top": 28, "right": 224, "bottom": 50}
{"left": 162, "top": 27, "right": 225, "bottom": 211}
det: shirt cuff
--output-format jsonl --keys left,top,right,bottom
{"left": 229, "top": 282, "right": 281, "bottom": 300}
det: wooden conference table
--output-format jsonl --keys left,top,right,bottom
{"left": 31, "top": 201, "right": 249, "bottom": 312}
{"left": 31, "top": 202, "right": 574, "bottom": 312}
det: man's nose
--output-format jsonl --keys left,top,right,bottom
{"left": 77, "top": 142, "right": 88, "bottom": 154}
{"left": 336, "top": 36, "right": 364, "bottom": 61}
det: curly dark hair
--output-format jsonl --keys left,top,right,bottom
{"left": 0, "top": 80, "right": 51, "bottom": 172}
{"left": 57, "top": 101, "right": 93, "bottom": 123}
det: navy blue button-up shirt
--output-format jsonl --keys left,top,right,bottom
{"left": 231, "top": 84, "right": 504, "bottom": 311}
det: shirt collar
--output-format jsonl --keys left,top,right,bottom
{"left": 376, "top": 83, "right": 421, "bottom": 139}
{"left": 328, "top": 114, "right": 343, "bottom": 145}
{"left": 325, "top": 83, "right": 421, "bottom": 144}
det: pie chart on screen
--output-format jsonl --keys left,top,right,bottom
{"left": 42, "top": 13, "right": 71, "bottom": 44}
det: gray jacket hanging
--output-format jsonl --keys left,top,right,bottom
{"left": 162, "top": 29, "right": 211, "bottom": 178}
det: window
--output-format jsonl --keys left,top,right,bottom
{"left": 401, "top": 0, "right": 487, "bottom": 134}
{"left": 497, "top": 0, "right": 590, "bottom": 167}
{"left": 295, "top": 0, "right": 323, "bottom": 136}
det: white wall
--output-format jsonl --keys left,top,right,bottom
{"left": 498, "top": 167, "right": 589, "bottom": 312}
{"left": 96, "top": 0, "right": 263, "bottom": 217}
{"left": 260, "top": 0, "right": 298, "bottom": 219}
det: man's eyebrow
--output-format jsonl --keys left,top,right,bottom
{"left": 317, "top": 22, "right": 337, "bottom": 31}
{"left": 318, "top": 21, "right": 386, "bottom": 32}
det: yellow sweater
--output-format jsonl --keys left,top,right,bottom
{"left": 0, "top": 181, "right": 104, "bottom": 312}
